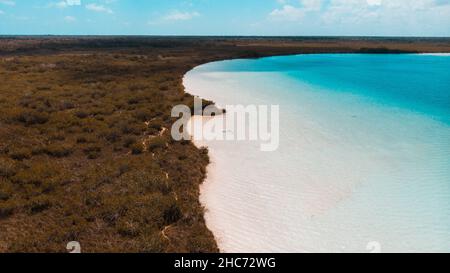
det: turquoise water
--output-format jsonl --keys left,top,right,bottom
{"left": 199, "top": 54, "right": 450, "bottom": 123}
{"left": 185, "top": 54, "right": 450, "bottom": 253}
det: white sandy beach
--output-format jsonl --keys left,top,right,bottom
{"left": 184, "top": 56, "right": 450, "bottom": 253}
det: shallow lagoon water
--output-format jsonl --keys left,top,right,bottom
{"left": 184, "top": 54, "right": 450, "bottom": 253}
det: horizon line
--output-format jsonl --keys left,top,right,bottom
{"left": 1, "top": 34, "right": 450, "bottom": 39}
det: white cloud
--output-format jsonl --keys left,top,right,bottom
{"left": 268, "top": 0, "right": 450, "bottom": 35}
{"left": 50, "top": 0, "right": 81, "bottom": 9}
{"left": 301, "top": 0, "right": 323, "bottom": 11}
{"left": 321, "top": 0, "right": 450, "bottom": 34}
{"left": 86, "top": 3, "right": 113, "bottom": 14}
{"left": 270, "top": 5, "right": 304, "bottom": 21}
{"left": 66, "top": 0, "right": 81, "bottom": 6}
{"left": 271, "top": 0, "right": 450, "bottom": 25}
{"left": 366, "top": 0, "right": 382, "bottom": 6}
{"left": 164, "top": 11, "right": 200, "bottom": 21}
{"left": 0, "top": 0, "right": 15, "bottom": 6}
{"left": 270, "top": 0, "right": 323, "bottom": 21}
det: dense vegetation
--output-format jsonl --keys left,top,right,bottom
{"left": 0, "top": 37, "right": 449, "bottom": 253}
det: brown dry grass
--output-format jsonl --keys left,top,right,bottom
{"left": 0, "top": 37, "right": 449, "bottom": 253}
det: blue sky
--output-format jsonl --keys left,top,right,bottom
{"left": 0, "top": 0, "right": 449, "bottom": 36}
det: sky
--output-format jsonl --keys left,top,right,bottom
{"left": 0, "top": 0, "right": 449, "bottom": 36}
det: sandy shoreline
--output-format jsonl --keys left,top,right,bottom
{"left": 183, "top": 54, "right": 450, "bottom": 253}
{"left": 1, "top": 36, "right": 449, "bottom": 252}
{"left": 186, "top": 114, "right": 226, "bottom": 251}
{"left": 183, "top": 61, "right": 299, "bottom": 252}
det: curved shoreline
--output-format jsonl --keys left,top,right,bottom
{"left": 183, "top": 66, "right": 225, "bottom": 252}
{"left": 1, "top": 37, "right": 449, "bottom": 252}
{"left": 182, "top": 56, "right": 304, "bottom": 252}
{"left": 183, "top": 53, "right": 450, "bottom": 253}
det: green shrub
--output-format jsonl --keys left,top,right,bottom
{"left": 128, "top": 83, "right": 147, "bottom": 92}
{"left": 148, "top": 119, "right": 163, "bottom": 131}
{"left": 0, "top": 158, "right": 17, "bottom": 177}
{"left": 121, "top": 171, "right": 169, "bottom": 195}
{"left": 148, "top": 137, "right": 166, "bottom": 152}
{"left": 116, "top": 220, "right": 140, "bottom": 238}
{"left": 163, "top": 203, "right": 182, "bottom": 225}
{"left": 118, "top": 164, "right": 131, "bottom": 176}
{"left": 0, "top": 180, "right": 13, "bottom": 201}
{"left": 86, "top": 151, "right": 101, "bottom": 160}
{"left": 11, "top": 161, "right": 62, "bottom": 192}
{"left": 81, "top": 118, "right": 107, "bottom": 133}
{"left": 14, "top": 110, "right": 49, "bottom": 125}
{"left": 0, "top": 192, "right": 11, "bottom": 201}
{"left": 48, "top": 133, "right": 66, "bottom": 141}
{"left": 26, "top": 196, "right": 52, "bottom": 214}
{"left": 9, "top": 147, "right": 32, "bottom": 161}
{"left": 199, "top": 147, "right": 209, "bottom": 156}
{"left": 117, "top": 121, "right": 146, "bottom": 135}
{"left": 102, "top": 129, "right": 121, "bottom": 143}
{"left": 134, "top": 109, "right": 153, "bottom": 122}
{"left": 75, "top": 110, "right": 89, "bottom": 119}
{"left": 59, "top": 100, "right": 75, "bottom": 110}
{"left": 76, "top": 136, "right": 88, "bottom": 143}
{"left": 127, "top": 97, "right": 139, "bottom": 105}
{"left": 123, "top": 136, "right": 137, "bottom": 148}
{"left": 139, "top": 232, "right": 168, "bottom": 253}
{"left": 188, "top": 232, "right": 218, "bottom": 253}
{"left": 131, "top": 143, "right": 144, "bottom": 155}
{"left": 36, "top": 85, "right": 51, "bottom": 91}
{"left": 0, "top": 201, "right": 15, "bottom": 219}
{"left": 45, "top": 144, "right": 73, "bottom": 158}
{"left": 76, "top": 135, "right": 96, "bottom": 144}
{"left": 83, "top": 145, "right": 102, "bottom": 159}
